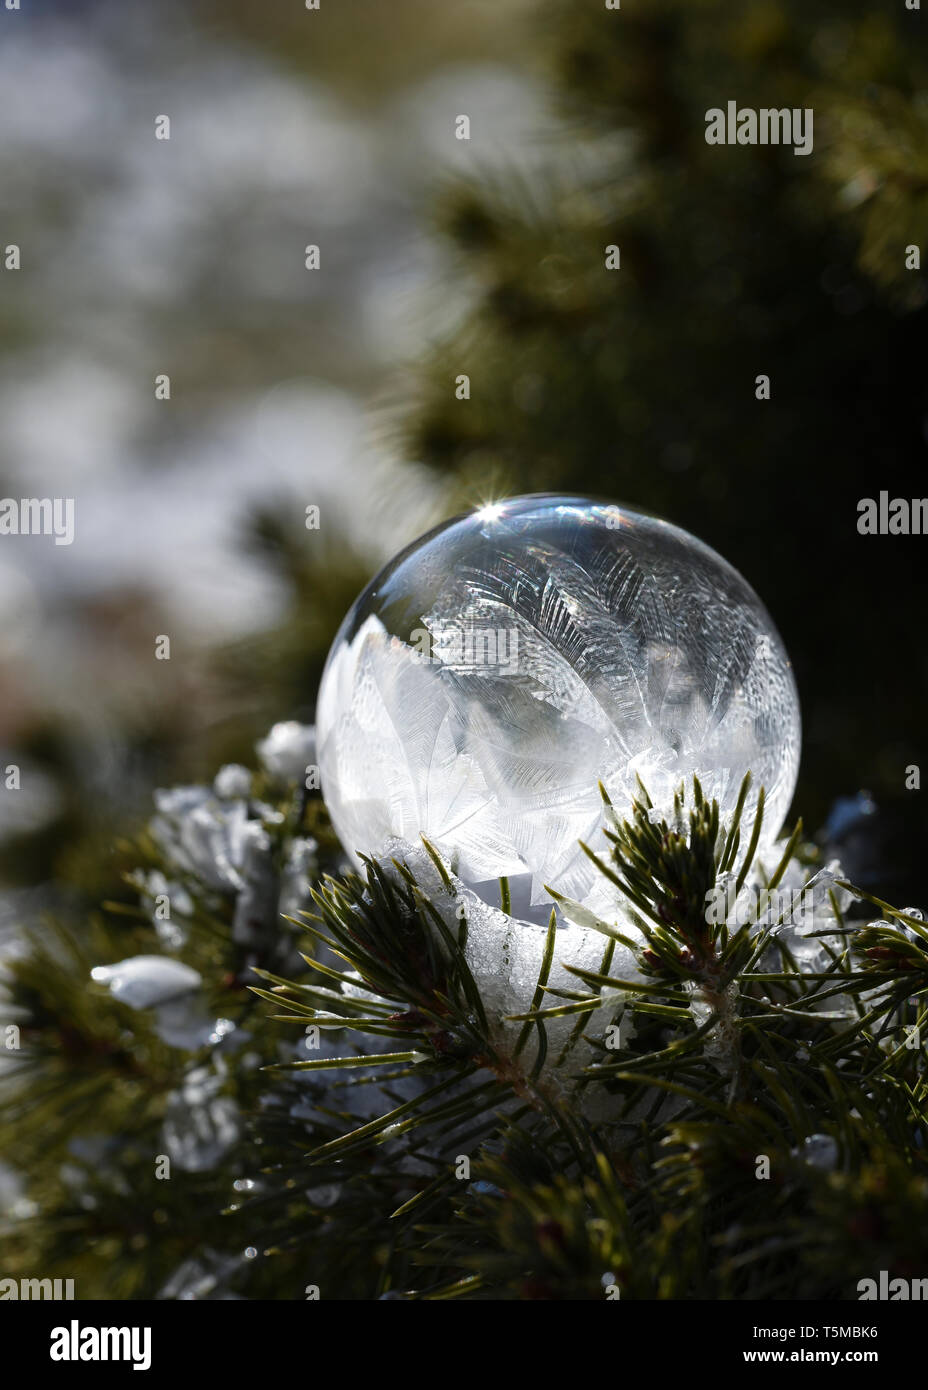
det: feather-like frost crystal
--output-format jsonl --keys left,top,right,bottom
{"left": 317, "top": 496, "right": 800, "bottom": 909}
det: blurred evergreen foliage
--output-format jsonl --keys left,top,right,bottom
{"left": 6, "top": 761, "right": 928, "bottom": 1300}
{"left": 399, "top": 0, "right": 928, "bottom": 860}
{"left": 3, "top": 0, "right": 928, "bottom": 1305}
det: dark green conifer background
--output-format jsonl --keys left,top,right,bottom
{"left": 2, "top": 0, "right": 928, "bottom": 1305}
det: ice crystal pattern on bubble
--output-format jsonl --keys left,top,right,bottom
{"left": 317, "top": 497, "right": 800, "bottom": 907}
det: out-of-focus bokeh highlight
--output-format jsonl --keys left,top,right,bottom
{"left": 0, "top": 0, "right": 540, "bottom": 917}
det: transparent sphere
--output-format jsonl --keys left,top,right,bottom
{"left": 317, "top": 496, "right": 800, "bottom": 907}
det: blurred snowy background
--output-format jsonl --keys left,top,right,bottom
{"left": 0, "top": 0, "right": 545, "bottom": 908}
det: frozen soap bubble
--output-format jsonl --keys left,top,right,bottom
{"left": 316, "top": 496, "right": 800, "bottom": 908}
